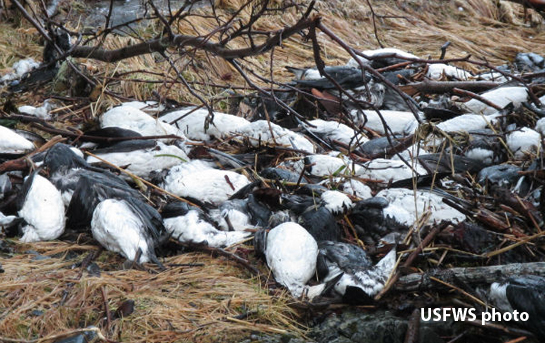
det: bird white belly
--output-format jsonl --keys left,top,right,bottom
{"left": 18, "top": 175, "right": 65, "bottom": 243}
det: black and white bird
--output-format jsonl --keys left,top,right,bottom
{"left": 17, "top": 172, "right": 66, "bottom": 243}
{"left": 358, "top": 158, "right": 428, "bottom": 183}
{"left": 208, "top": 198, "right": 252, "bottom": 232}
{"left": 320, "top": 190, "right": 353, "bottom": 215}
{"left": 86, "top": 139, "right": 189, "bottom": 179}
{"left": 299, "top": 153, "right": 362, "bottom": 178}
{"left": 43, "top": 143, "right": 130, "bottom": 208}
{"left": 162, "top": 202, "right": 250, "bottom": 248}
{"left": 60, "top": 169, "right": 165, "bottom": 266}
{"left": 100, "top": 104, "right": 185, "bottom": 138}
{"left": 349, "top": 197, "right": 391, "bottom": 240}
{"left": 161, "top": 160, "right": 250, "bottom": 205}
{"left": 458, "top": 86, "right": 528, "bottom": 115}
{"left": 376, "top": 188, "right": 466, "bottom": 228}
{"left": 91, "top": 198, "right": 164, "bottom": 266}
{"left": 317, "top": 241, "right": 397, "bottom": 303}
{"left": 488, "top": 276, "right": 545, "bottom": 339}
{"left": 42, "top": 144, "right": 166, "bottom": 266}
{"left": 477, "top": 164, "right": 522, "bottom": 189}
{"left": 236, "top": 120, "right": 316, "bottom": 153}
{"left": 350, "top": 109, "right": 423, "bottom": 135}
{"left": 260, "top": 167, "right": 305, "bottom": 183}
{"left": 463, "top": 129, "right": 504, "bottom": 165}
{"left": 66, "top": 172, "right": 155, "bottom": 232}
{"left": 255, "top": 222, "right": 324, "bottom": 299}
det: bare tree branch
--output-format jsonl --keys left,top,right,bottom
{"left": 69, "top": 16, "right": 318, "bottom": 62}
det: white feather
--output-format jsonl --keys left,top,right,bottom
{"left": 209, "top": 208, "right": 252, "bottom": 231}
{"left": 506, "top": 127, "right": 541, "bottom": 160}
{"left": 489, "top": 282, "right": 514, "bottom": 312}
{"left": 161, "top": 107, "right": 250, "bottom": 141}
{"left": 18, "top": 175, "right": 65, "bottom": 243}
{"left": 300, "top": 68, "right": 323, "bottom": 80}
{"left": 18, "top": 101, "right": 52, "bottom": 119}
{"left": 0, "top": 126, "right": 35, "bottom": 154}
{"left": 426, "top": 63, "right": 472, "bottom": 80}
{"left": 164, "top": 210, "right": 250, "bottom": 248}
{"left": 86, "top": 142, "right": 189, "bottom": 178}
{"left": 1, "top": 58, "right": 39, "bottom": 82}
{"left": 305, "top": 119, "right": 369, "bottom": 146}
{"left": 163, "top": 166, "right": 250, "bottom": 205}
{"left": 354, "top": 110, "right": 423, "bottom": 135}
{"left": 302, "top": 153, "right": 362, "bottom": 177}
{"left": 465, "top": 147, "right": 495, "bottom": 165}
{"left": 342, "top": 179, "right": 373, "bottom": 199}
{"left": 474, "top": 72, "right": 508, "bottom": 83}
{"left": 264, "top": 222, "right": 318, "bottom": 298}
{"left": 101, "top": 106, "right": 185, "bottom": 138}
{"left": 235, "top": 120, "right": 315, "bottom": 153}
{"left": 535, "top": 117, "right": 545, "bottom": 136}
{"left": 391, "top": 144, "right": 427, "bottom": 161}
{"left": 377, "top": 188, "right": 466, "bottom": 227}
{"left": 435, "top": 112, "right": 501, "bottom": 133}
{"left": 460, "top": 87, "right": 528, "bottom": 115}
{"left": 91, "top": 199, "right": 154, "bottom": 263}
{"left": 357, "top": 158, "right": 427, "bottom": 183}
{"left": 346, "top": 48, "right": 418, "bottom": 68}
{"left": 164, "top": 160, "right": 216, "bottom": 178}
{"left": 321, "top": 190, "right": 353, "bottom": 214}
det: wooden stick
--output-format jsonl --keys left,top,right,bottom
{"left": 453, "top": 88, "right": 503, "bottom": 111}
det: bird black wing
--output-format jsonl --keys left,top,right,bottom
{"left": 318, "top": 241, "right": 372, "bottom": 273}
{"left": 66, "top": 171, "right": 141, "bottom": 231}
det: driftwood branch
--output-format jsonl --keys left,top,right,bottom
{"left": 394, "top": 262, "right": 545, "bottom": 292}
{"left": 69, "top": 16, "right": 318, "bottom": 63}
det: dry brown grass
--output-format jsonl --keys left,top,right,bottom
{"left": 0, "top": 240, "right": 303, "bottom": 343}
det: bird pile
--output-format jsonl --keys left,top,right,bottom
{"left": 2, "top": 47, "right": 545, "bottom": 341}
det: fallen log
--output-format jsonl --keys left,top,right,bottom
{"left": 394, "top": 262, "right": 545, "bottom": 292}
